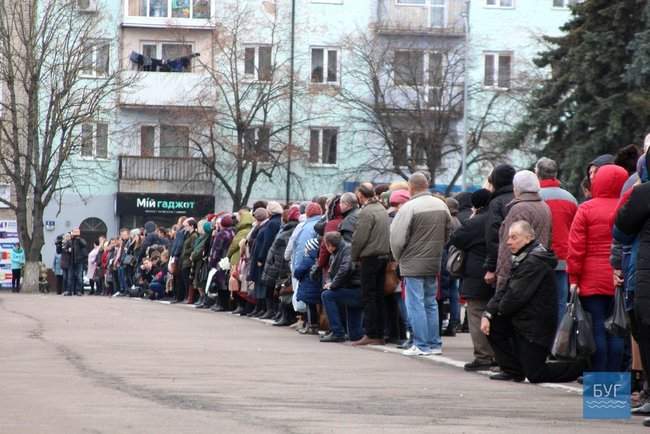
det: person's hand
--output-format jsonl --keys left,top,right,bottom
{"left": 613, "top": 269, "right": 624, "bottom": 287}
{"left": 257, "top": 262, "right": 262, "bottom": 267}
{"left": 480, "top": 317, "right": 490, "bottom": 335}
{"left": 323, "top": 282, "right": 331, "bottom": 290}
{"left": 484, "top": 271, "right": 496, "bottom": 285}
{"left": 570, "top": 284, "right": 579, "bottom": 295}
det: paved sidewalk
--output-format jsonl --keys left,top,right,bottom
{"left": 0, "top": 293, "right": 640, "bottom": 434}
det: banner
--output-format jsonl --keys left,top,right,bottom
{"left": 0, "top": 220, "right": 18, "bottom": 288}
{"left": 115, "top": 193, "right": 214, "bottom": 217}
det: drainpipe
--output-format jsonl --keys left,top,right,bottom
{"left": 286, "top": 0, "right": 296, "bottom": 203}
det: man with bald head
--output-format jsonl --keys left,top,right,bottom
{"left": 390, "top": 172, "right": 452, "bottom": 356}
{"left": 351, "top": 182, "right": 391, "bottom": 345}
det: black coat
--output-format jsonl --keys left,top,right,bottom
{"left": 262, "top": 220, "right": 299, "bottom": 287}
{"left": 484, "top": 185, "right": 514, "bottom": 272}
{"left": 615, "top": 182, "right": 650, "bottom": 302}
{"left": 486, "top": 241, "right": 558, "bottom": 348}
{"left": 250, "top": 214, "right": 282, "bottom": 284}
{"left": 449, "top": 209, "right": 494, "bottom": 300}
{"left": 328, "top": 242, "right": 361, "bottom": 290}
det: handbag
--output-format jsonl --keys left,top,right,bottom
{"left": 384, "top": 261, "right": 400, "bottom": 296}
{"left": 551, "top": 303, "right": 577, "bottom": 359}
{"left": 122, "top": 254, "right": 137, "bottom": 268}
{"left": 605, "top": 286, "right": 629, "bottom": 337}
{"left": 446, "top": 245, "right": 465, "bottom": 278}
{"left": 574, "top": 291, "right": 597, "bottom": 357}
{"left": 551, "top": 289, "right": 596, "bottom": 359}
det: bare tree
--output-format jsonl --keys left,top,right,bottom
{"left": 190, "top": 2, "right": 305, "bottom": 210}
{"left": 0, "top": 1, "right": 135, "bottom": 291}
{"left": 336, "top": 30, "right": 513, "bottom": 192}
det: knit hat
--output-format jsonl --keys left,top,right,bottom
{"left": 513, "top": 170, "right": 541, "bottom": 194}
{"left": 305, "top": 202, "right": 322, "bottom": 218}
{"left": 389, "top": 189, "right": 411, "bottom": 206}
{"left": 220, "top": 214, "right": 233, "bottom": 228}
{"left": 144, "top": 221, "right": 156, "bottom": 234}
{"left": 287, "top": 206, "right": 300, "bottom": 222}
{"left": 267, "top": 201, "right": 283, "bottom": 215}
{"left": 471, "top": 189, "right": 492, "bottom": 209}
{"left": 254, "top": 208, "right": 269, "bottom": 222}
{"left": 488, "top": 164, "right": 516, "bottom": 191}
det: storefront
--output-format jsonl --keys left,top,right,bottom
{"left": 116, "top": 192, "right": 215, "bottom": 229}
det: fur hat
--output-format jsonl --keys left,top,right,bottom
{"left": 266, "top": 201, "right": 283, "bottom": 215}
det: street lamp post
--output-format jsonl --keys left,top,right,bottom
{"left": 286, "top": 0, "right": 296, "bottom": 203}
{"left": 461, "top": 1, "right": 470, "bottom": 191}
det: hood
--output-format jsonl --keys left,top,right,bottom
{"left": 638, "top": 154, "right": 650, "bottom": 183}
{"left": 591, "top": 164, "right": 628, "bottom": 199}
{"left": 236, "top": 212, "right": 254, "bottom": 231}
{"left": 203, "top": 221, "right": 213, "bottom": 234}
{"left": 144, "top": 221, "right": 156, "bottom": 234}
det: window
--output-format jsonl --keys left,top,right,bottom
{"left": 160, "top": 125, "right": 189, "bottom": 158}
{"left": 127, "top": 0, "right": 211, "bottom": 19}
{"left": 553, "top": 0, "right": 579, "bottom": 8}
{"left": 139, "top": 42, "right": 193, "bottom": 72}
{"left": 140, "top": 126, "right": 155, "bottom": 157}
{"left": 309, "top": 128, "right": 337, "bottom": 165}
{"left": 394, "top": 51, "right": 424, "bottom": 86}
{"left": 244, "top": 46, "right": 272, "bottom": 81}
{"left": 80, "top": 123, "right": 108, "bottom": 159}
{"left": 81, "top": 41, "right": 110, "bottom": 77}
{"left": 484, "top": 52, "right": 512, "bottom": 89}
{"left": 396, "top": 0, "right": 426, "bottom": 4}
{"left": 485, "top": 0, "right": 513, "bottom": 7}
{"left": 393, "top": 131, "right": 426, "bottom": 167}
{"left": 311, "top": 48, "right": 339, "bottom": 84}
{"left": 244, "top": 127, "right": 271, "bottom": 161}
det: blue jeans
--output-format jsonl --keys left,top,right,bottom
{"left": 448, "top": 278, "right": 460, "bottom": 327}
{"left": 580, "top": 295, "right": 624, "bottom": 372}
{"left": 404, "top": 277, "right": 441, "bottom": 351}
{"left": 555, "top": 270, "right": 569, "bottom": 326}
{"left": 118, "top": 266, "right": 129, "bottom": 293}
{"left": 321, "top": 288, "right": 364, "bottom": 340}
{"left": 67, "top": 263, "right": 84, "bottom": 295}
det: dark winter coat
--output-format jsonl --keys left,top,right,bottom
{"left": 139, "top": 232, "right": 166, "bottom": 262}
{"left": 208, "top": 227, "right": 235, "bottom": 290}
{"left": 69, "top": 237, "right": 88, "bottom": 267}
{"left": 181, "top": 230, "right": 198, "bottom": 270}
{"left": 339, "top": 207, "right": 360, "bottom": 243}
{"left": 484, "top": 185, "right": 514, "bottom": 273}
{"left": 171, "top": 229, "right": 186, "bottom": 258}
{"left": 250, "top": 214, "right": 282, "bottom": 284}
{"left": 351, "top": 200, "right": 390, "bottom": 261}
{"left": 295, "top": 237, "right": 322, "bottom": 305}
{"left": 449, "top": 208, "right": 494, "bottom": 300}
{"left": 328, "top": 242, "right": 361, "bottom": 290}
{"left": 262, "top": 220, "right": 299, "bottom": 287}
{"left": 487, "top": 241, "right": 558, "bottom": 348}
{"left": 615, "top": 180, "right": 650, "bottom": 303}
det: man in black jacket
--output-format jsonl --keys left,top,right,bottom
{"left": 483, "top": 164, "right": 515, "bottom": 287}
{"left": 480, "top": 221, "right": 584, "bottom": 383}
{"left": 450, "top": 189, "right": 496, "bottom": 371}
{"left": 64, "top": 228, "right": 88, "bottom": 296}
{"left": 320, "top": 231, "right": 363, "bottom": 343}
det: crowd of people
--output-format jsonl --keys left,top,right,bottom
{"left": 49, "top": 143, "right": 650, "bottom": 427}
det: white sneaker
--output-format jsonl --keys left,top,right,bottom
{"left": 402, "top": 345, "right": 432, "bottom": 356}
{"left": 430, "top": 348, "right": 443, "bottom": 355}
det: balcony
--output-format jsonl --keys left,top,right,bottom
{"left": 118, "top": 156, "right": 214, "bottom": 195}
{"left": 122, "top": 0, "right": 215, "bottom": 29}
{"left": 376, "top": 0, "right": 466, "bottom": 37}
{"left": 119, "top": 71, "right": 215, "bottom": 109}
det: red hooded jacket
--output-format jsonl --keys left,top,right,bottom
{"left": 567, "top": 165, "right": 628, "bottom": 297}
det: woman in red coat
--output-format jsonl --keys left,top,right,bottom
{"left": 567, "top": 164, "right": 628, "bottom": 371}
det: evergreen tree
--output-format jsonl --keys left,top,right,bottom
{"left": 506, "top": 0, "right": 650, "bottom": 191}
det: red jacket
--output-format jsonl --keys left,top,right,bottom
{"left": 567, "top": 165, "right": 628, "bottom": 297}
{"left": 539, "top": 178, "right": 578, "bottom": 261}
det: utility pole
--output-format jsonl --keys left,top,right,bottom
{"left": 461, "top": 0, "right": 470, "bottom": 191}
{"left": 286, "top": 0, "right": 296, "bottom": 203}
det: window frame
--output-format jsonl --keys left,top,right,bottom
{"left": 80, "top": 122, "right": 109, "bottom": 160}
{"left": 243, "top": 126, "right": 272, "bottom": 162}
{"left": 159, "top": 124, "right": 190, "bottom": 158}
{"left": 138, "top": 41, "right": 195, "bottom": 72}
{"left": 483, "top": 51, "right": 513, "bottom": 90}
{"left": 551, "top": 0, "right": 579, "bottom": 9}
{"left": 81, "top": 40, "right": 110, "bottom": 78}
{"left": 484, "top": 0, "right": 515, "bottom": 9}
{"left": 243, "top": 45, "right": 274, "bottom": 82}
{"left": 392, "top": 130, "right": 428, "bottom": 169}
{"left": 125, "top": 0, "right": 212, "bottom": 20}
{"left": 310, "top": 47, "right": 340, "bottom": 86}
{"left": 393, "top": 49, "right": 446, "bottom": 107}
{"left": 308, "top": 127, "right": 339, "bottom": 167}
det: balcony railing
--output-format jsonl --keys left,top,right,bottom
{"left": 118, "top": 156, "right": 213, "bottom": 182}
{"left": 376, "top": 0, "right": 466, "bottom": 36}
{"left": 119, "top": 71, "right": 216, "bottom": 108}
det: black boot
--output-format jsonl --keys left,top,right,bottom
{"left": 274, "top": 303, "right": 296, "bottom": 327}
{"left": 253, "top": 299, "right": 267, "bottom": 318}
{"left": 231, "top": 297, "right": 244, "bottom": 315}
{"left": 247, "top": 301, "right": 261, "bottom": 317}
{"left": 199, "top": 296, "right": 215, "bottom": 309}
{"left": 218, "top": 290, "right": 231, "bottom": 312}
{"left": 211, "top": 294, "right": 224, "bottom": 312}
{"left": 260, "top": 297, "right": 276, "bottom": 320}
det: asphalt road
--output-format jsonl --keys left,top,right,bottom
{"left": 0, "top": 293, "right": 642, "bottom": 433}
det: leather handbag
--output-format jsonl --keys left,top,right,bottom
{"left": 384, "top": 261, "right": 400, "bottom": 296}
{"left": 446, "top": 245, "right": 465, "bottom": 278}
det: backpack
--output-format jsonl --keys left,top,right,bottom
{"left": 446, "top": 245, "right": 465, "bottom": 278}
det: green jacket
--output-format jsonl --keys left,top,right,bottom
{"left": 228, "top": 212, "right": 254, "bottom": 266}
{"left": 351, "top": 200, "right": 390, "bottom": 261}
{"left": 181, "top": 230, "right": 199, "bottom": 270}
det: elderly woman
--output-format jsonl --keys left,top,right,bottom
{"left": 482, "top": 221, "right": 585, "bottom": 383}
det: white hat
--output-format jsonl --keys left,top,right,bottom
{"left": 513, "top": 170, "right": 541, "bottom": 195}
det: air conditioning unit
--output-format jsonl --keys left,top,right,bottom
{"left": 77, "top": 0, "right": 98, "bottom": 13}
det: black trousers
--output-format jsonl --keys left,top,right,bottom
{"left": 488, "top": 315, "right": 584, "bottom": 383}
{"left": 11, "top": 269, "right": 21, "bottom": 292}
{"left": 360, "top": 256, "right": 388, "bottom": 339}
{"left": 633, "top": 299, "right": 650, "bottom": 386}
